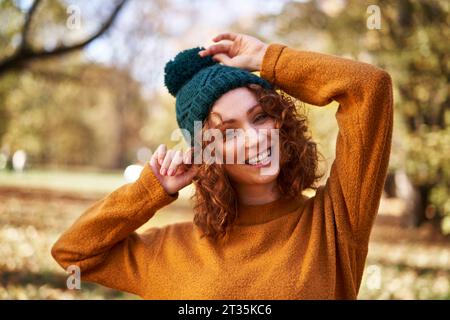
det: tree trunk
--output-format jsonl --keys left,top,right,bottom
{"left": 394, "top": 170, "right": 425, "bottom": 227}
{"left": 384, "top": 171, "right": 397, "bottom": 198}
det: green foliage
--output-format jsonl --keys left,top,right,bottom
{"left": 254, "top": 0, "right": 449, "bottom": 232}
{"left": 0, "top": 59, "right": 148, "bottom": 169}
{"left": 1, "top": 171, "right": 449, "bottom": 299}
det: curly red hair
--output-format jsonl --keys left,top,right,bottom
{"left": 190, "top": 83, "right": 324, "bottom": 241}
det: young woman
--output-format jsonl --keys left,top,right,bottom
{"left": 52, "top": 32, "right": 393, "bottom": 299}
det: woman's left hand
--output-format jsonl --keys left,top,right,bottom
{"left": 199, "top": 32, "right": 268, "bottom": 72}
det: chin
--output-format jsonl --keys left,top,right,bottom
{"left": 226, "top": 164, "right": 280, "bottom": 185}
{"left": 250, "top": 173, "right": 278, "bottom": 185}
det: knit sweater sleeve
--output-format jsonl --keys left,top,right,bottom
{"left": 261, "top": 44, "right": 393, "bottom": 244}
{"left": 51, "top": 163, "right": 178, "bottom": 296}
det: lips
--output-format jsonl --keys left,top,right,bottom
{"left": 245, "top": 147, "right": 271, "bottom": 166}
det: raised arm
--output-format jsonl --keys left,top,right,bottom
{"left": 51, "top": 163, "right": 178, "bottom": 295}
{"left": 261, "top": 44, "right": 393, "bottom": 244}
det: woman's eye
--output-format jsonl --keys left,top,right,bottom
{"left": 254, "top": 113, "right": 269, "bottom": 122}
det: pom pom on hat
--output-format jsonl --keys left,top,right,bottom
{"left": 164, "top": 47, "right": 217, "bottom": 97}
{"left": 163, "top": 45, "right": 273, "bottom": 146}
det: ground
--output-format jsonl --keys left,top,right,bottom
{"left": 0, "top": 169, "right": 449, "bottom": 299}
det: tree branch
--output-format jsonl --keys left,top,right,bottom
{"left": 19, "top": 0, "right": 42, "bottom": 52}
{"left": 0, "top": 0, "right": 128, "bottom": 75}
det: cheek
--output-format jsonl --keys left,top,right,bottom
{"left": 222, "top": 140, "right": 243, "bottom": 163}
{"left": 263, "top": 118, "right": 277, "bottom": 129}
{"left": 220, "top": 119, "right": 277, "bottom": 162}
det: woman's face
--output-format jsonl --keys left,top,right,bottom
{"left": 207, "top": 87, "right": 280, "bottom": 186}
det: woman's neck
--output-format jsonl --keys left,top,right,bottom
{"left": 233, "top": 181, "right": 280, "bottom": 206}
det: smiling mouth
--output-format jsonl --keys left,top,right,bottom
{"left": 244, "top": 147, "right": 271, "bottom": 166}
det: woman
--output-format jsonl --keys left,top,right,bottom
{"left": 52, "top": 32, "right": 393, "bottom": 299}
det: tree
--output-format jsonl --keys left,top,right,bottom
{"left": 251, "top": 0, "right": 450, "bottom": 233}
{"left": 0, "top": 0, "right": 127, "bottom": 74}
{"left": 1, "top": 59, "right": 148, "bottom": 169}
{"left": 0, "top": 0, "right": 128, "bottom": 149}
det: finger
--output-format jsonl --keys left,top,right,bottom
{"left": 173, "top": 163, "right": 187, "bottom": 176}
{"left": 150, "top": 154, "right": 159, "bottom": 168}
{"left": 182, "top": 164, "right": 199, "bottom": 183}
{"left": 212, "top": 53, "right": 233, "bottom": 66}
{"left": 155, "top": 144, "right": 167, "bottom": 166}
{"left": 150, "top": 149, "right": 160, "bottom": 168}
{"left": 167, "top": 151, "right": 183, "bottom": 176}
{"left": 153, "top": 144, "right": 167, "bottom": 165}
{"left": 183, "top": 147, "right": 193, "bottom": 165}
{"left": 160, "top": 150, "right": 174, "bottom": 176}
{"left": 212, "top": 32, "right": 238, "bottom": 42}
{"left": 150, "top": 151, "right": 157, "bottom": 164}
{"left": 149, "top": 154, "right": 162, "bottom": 178}
{"left": 199, "top": 42, "right": 231, "bottom": 57}
{"left": 150, "top": 146, "right": 160, "bottom": 163}
{"left": 171, "top": 148, "right": 192, "bottom": 175}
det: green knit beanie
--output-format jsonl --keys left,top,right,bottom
{"left": 164, "top": 46, "right": 273, "bottom": 145}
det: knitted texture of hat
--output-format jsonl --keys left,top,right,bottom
{"left": 164, "top": 46, "right": 273, "bottom": 145}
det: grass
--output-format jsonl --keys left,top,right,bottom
{"left": 0, "top": 168, "right": 126, "bottom": 194}
{"left": 0, "top": 168, "right": 449, "bottom": 299}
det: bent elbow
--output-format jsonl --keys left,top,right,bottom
{"left": 367, "top": 68, "right": 393, "bottom": 110}
{"left": 373, "top": 69, "right": 393, "bottom": 94}
{"left": 51, "top": 241, "right": 67, "bottom": 268}
{"left": 51, "top": 240, "right": 78, "bottom": 270}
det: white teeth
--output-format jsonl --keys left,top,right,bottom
{"left": 247, "top": 148, "right": 271, "bottom": 165}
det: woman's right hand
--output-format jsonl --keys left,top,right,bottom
{"left": 198, "top": 32, "right": 268, "bottom": 72}
{"left": 149, "top": 144, "right": 199, "bottom": 195}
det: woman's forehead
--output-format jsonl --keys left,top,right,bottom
{"left": 210, "top": 87, "right": 258, "bottom": 121}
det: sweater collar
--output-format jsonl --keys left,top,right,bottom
{"left": 234, "top": 194, "right": 306, "bottom": 226}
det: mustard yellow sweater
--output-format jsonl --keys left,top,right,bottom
{"left": 51, "top": 44, "right": 393, "bottom": 299}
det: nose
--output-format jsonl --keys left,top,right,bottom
{"left": 242, "top": 124, "right": 269, "bottom": 156}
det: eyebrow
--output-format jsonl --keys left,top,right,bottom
{"left": 220, "top": 104, "right": 261, "bottom": 125}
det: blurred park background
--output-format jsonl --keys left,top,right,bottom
{"left": 0, "top": 0, "right": 449, "bottom": 299}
